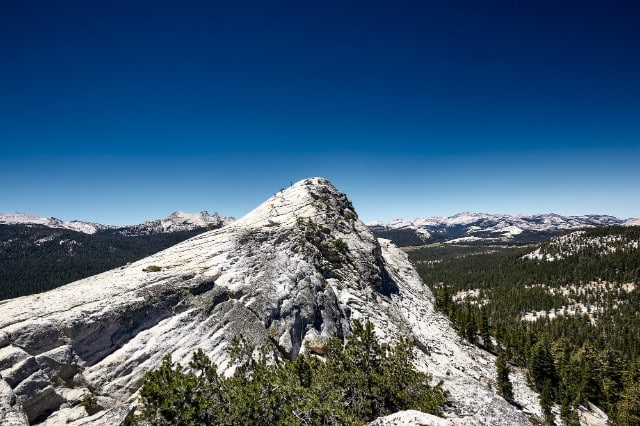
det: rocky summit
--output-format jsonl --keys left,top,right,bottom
{"left": 0, "top": 178, "right": 541, "bottom": 425}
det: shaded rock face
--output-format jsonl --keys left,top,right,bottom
{"left": 0, "top": 178, "right": 538, "bottom": 425}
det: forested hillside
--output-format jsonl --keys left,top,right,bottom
{"left": 0, "top": 224, "right": 206, "bottom": 299}
{"left": 409, "top": 226, "right": 640, "bottom": 424}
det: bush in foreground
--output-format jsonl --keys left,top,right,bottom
{"left": 130, "top": 320, "right": 446, "bottom": 425}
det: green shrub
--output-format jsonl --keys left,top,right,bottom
{"left": 80, "top": 391, "right": 100, "bottom": 415}
{"left": 344, "top": 210, "right": 357, "bottom": 221}
{"left": 143, "top": 265, "right": 162, "bottom": 272}
{"left": 133, "top": 320, "right": 446, "bottom": 425}
{"left": 332, "top": 238, "right": 348, "bottom": 253}
{"left": 81, "top": 392, "right": 97, "bottom": 410}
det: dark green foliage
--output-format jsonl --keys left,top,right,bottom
{"left": 612, "top": 382, "right": 640, "bottom": 426}
{"left": 463, "top": 309, "right": 477, "bottom": 345}
{"left": 496, "top": 349, "right": 513, "bottom": 403}
{"left": 136, "top": 350, "right": 226, "bottom": 425}
{"left": 610, "top": 359, "right": 640, "bottom": 425}
{"left": 143, "top": 265, "right": 162, "bottom": 272}
{"left": 134, "top": 321, "right": 446, "bottom": 425}
{"left": 332, "top": 237, "right": 349, "bottom": 253}
{"left": 567, "top": 343, "right": 601, "bottom": 406}
{"left": 478, "top": 308, "right": 491, "bottom": 350}
{"left": 324, "top": 320, "right": 446, "bottom": 420}
{"left": 81, "top": 392, "right": 98, "bottom": 411}
{"left": 434, "top": 285, "right": 456, "bottom": 318}
{"left": 369, "top": 228, "right": 428, "bottom": 247}
{"left": 0, "top": 224, "right": 205, "bottom": 299}
{"left": 539, "top": 379, "right": 555, "bottom": 424}
{"left": 528, "top": 341, "right": 558, "bottom": 393}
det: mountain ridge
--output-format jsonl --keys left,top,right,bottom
{"left": 5, "top": 210, "right": 635, "bottom": 243}
{"left": 0, "top": 211, "right": 234, "bottom": 236}
{"left": 368, "top": 212, "right": 635, "bottom": 246}
{"left": 0, "top": 178, "right": 539, "bottom": 425}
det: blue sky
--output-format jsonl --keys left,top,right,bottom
{"left": 1, "top": 1, "right": 639, "bottom": 224}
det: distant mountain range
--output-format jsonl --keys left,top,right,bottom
{"left": 1, "top": 209, "right": 638, "bottom": 299}
{"left": 368, "top": 213, "right": 638, "bottom": 246}
{"left": 4, "top": 211, "right": 637, "bottom": 246}
{"left": 0, "top": 211, "right": 234, "bottom": 236}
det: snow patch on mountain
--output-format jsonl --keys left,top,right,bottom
{"left": 126, "top": 210, "right": 234, "bottom": 235}
{"left": 160, "top": 211, "right": 223, "bottom": 231}
{"left": 0, "top": 211, "right": 234, "bottom": 236}
{"left": 499, "top": 225, "right": 524, "bottom": 236}
{"left": 444, "top": 236, "right": 485, "bottom": 244}
{"left": 367, "top": 410, "right": 453, "bottom": 425}
{"left": 0, "top": 213, "right": 105, "bottom": 234}
{"left": 624, "top": 218, "right": 640, "bottom": 227}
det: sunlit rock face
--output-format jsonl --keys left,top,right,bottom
{"left": 367, "top": 410, "right": 454, "bottom": 426}
{"left": 0, "top": 178, "right": 539, "bottom": 425}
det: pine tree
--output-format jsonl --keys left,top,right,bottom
{"left": 478, "top": 308, "right": 491, "bottom": 350}
{"left": 600, "top": 348, "right": 624, "bottom": 411}
{"left": 464, "top": 308, "right": 477, "bottom": 345}
{"left": 528, "top": 340, "right": 558, "bottom": 393}
{"left": 611, "top": 359, "right": 640, "bottom": 425}
{"left": 496, "top": 348, "right": 514, "bottom": 404}
{"left": 614, "top": 381, "right": 640, "bottom": 425}
{"left": 540, "top": 379, "right": 555, "bottom": 425}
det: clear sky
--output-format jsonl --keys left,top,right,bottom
{"left": 1, "top": 1, "right": 639, "bottom": 225}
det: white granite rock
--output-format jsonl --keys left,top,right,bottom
{"left": 368, "top": 410, "right": 454, "bottom": 425}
